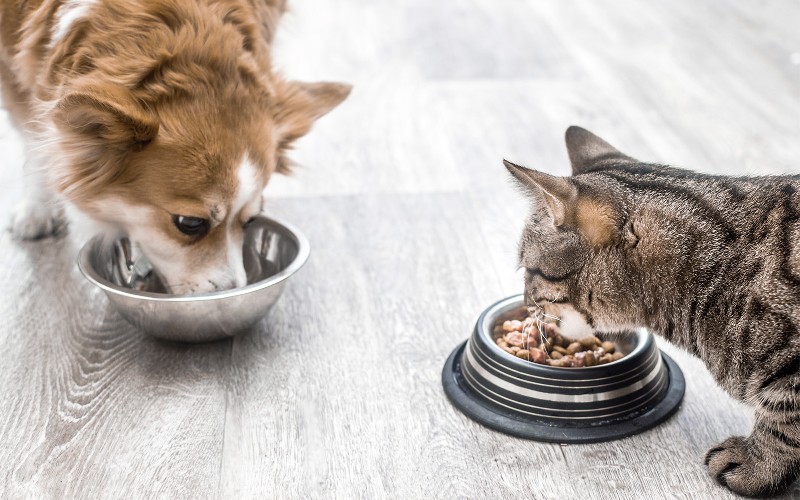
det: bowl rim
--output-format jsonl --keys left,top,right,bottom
{"left": 77, "top": 215, "right": 310, "bottom": 303}
{"left": 476, "top": 294, "right": 650, "bottom": 376}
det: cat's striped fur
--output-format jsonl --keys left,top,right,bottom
{"left": 507, "top": 126, "right": 800, "bottom": 497}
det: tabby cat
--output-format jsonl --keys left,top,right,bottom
{"left": 506, "top": 126, "right": 800, "bottom": 497}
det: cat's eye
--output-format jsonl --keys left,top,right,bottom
{"left": 172, "top": 215, "right": 210, "bottom": 238}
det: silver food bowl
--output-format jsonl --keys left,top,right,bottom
{"left": 442, "top": 295, "right": 685, "bottom": 443}
{"left": 78, "top": 215, "right": 309, "bottom": 342}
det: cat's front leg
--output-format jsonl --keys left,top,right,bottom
{"left": 705, "top": 410, "right": 800, "bottom": 496}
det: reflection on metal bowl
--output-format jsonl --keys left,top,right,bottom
{"left": 78, "top": 215, "right": 309, "bottom": 342}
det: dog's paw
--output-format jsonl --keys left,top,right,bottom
{"left": 705, "top": 436, "right": 797, "bottom": 496}
{"left": 8, "top": 199, "right": 67, "bottom": 240}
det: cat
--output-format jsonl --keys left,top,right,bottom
{"left": 505, "top": 126, "right": 800, "bottom": 497}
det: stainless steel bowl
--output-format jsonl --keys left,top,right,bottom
{"left": 78, "top": 215, "right": 309, "bottom": 342}
{"left": 442, "top": 295, "right": 685, "bottom": 443}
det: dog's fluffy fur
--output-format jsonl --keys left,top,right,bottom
{"left": 0, "top": 0, "right": 349, "bottom": 294}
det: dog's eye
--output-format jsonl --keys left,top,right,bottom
{"left": 172, "top": 215, "right": 209, "bottom": 237}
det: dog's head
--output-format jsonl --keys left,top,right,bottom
{"left": 47, "top": 13, "right": 349, "bottom": 294}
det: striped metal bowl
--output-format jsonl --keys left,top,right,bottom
{"left": 442, "top": 295, "right": 685, "bottom": 443}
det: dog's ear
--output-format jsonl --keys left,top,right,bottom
{"left": 53, "top": 83, "right": 159, "bottom": 151}
{"left": 272, "top": 81, "right": 351, "bottom": 173}
{"left": 51, "top": 83, "right": 159, "bottom": 197}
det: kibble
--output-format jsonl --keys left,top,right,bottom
{"left": 530, "top": 348, "right": 548, "bottom": 364}
{"left": 493, "top": 312, "right": 627, "bottom": 368}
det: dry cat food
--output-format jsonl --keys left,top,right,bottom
{"left": 492, "top": 315, "right": 625, "bottom": 367}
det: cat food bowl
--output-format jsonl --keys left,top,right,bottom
{"left": 442, "top": 295, "right": 685, "bottom": 443}
{"left": 78, "top": 215, "right": 309, "bottom": 342}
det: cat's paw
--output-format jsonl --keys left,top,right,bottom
{"left": 8, "top": 199, "right": 67, "bottom": 240}
{"left": 705, "top": 436, "right": 798, "bottom": 496}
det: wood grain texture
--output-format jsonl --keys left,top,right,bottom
{"left": 0, "top": 236, "right": 230, "bottom": 499}
{"left": 1, "top": 0, "right": 800, "bottom": 498}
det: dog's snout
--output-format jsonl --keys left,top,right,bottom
{"left": 231, "top": 271, "right": 247, "bottom": 289}
{"left": 209, "top": 273, "right": 246, "bottom": 292}
{"left": 229, "top": 262, "right": 247, "bottom": 289}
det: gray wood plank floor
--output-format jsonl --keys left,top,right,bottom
{"left": 2, "top": 0, "right": 800, "bottom": 498}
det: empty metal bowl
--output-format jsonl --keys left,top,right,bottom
{"left": 78, "top": 215, "right": 309, "bottom": 342}
{"left": 442, "top": 295, "right": 685, "bottom": 443}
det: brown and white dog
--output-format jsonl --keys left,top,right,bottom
{"left": 0, "top": 0, "right": 349, "bottom": 294}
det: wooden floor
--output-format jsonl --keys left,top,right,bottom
{"left": 2, "top": 0, "right": 800, "bottom": 498}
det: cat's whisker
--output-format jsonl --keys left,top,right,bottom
{"left": 531, "top": 315, "right": 549, "bottom": 358}
{"left": 530, "top": 296, "right": 546, "bottom": 310}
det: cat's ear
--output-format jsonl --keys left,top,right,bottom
{"left": 565, "top": 126, "right": 635, "bottom": 174}
{"left": 505, "top": 159, "right": 618, "bottom": 245}
{"left": 504, "top": 159, "right": 577, "bottom": 226}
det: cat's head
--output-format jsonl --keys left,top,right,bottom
{"left": 506, "top": 126, "right": 685, "bottom": 338}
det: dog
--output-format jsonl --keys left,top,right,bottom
{"left": 0, "top": 0, "right": 350, "bottom": 294}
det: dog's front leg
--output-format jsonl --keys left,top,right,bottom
{"left": 9, "top": 149, "right": 66, "bottom": 240}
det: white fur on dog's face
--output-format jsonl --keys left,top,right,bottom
{"left": 93, "top": 155, "right": 263, "bottom": 295}
{"left": 51, "top": 0, "right": 100, "bottom": 48}
{"left": 143, "top": 155, "right": 262, "bottom": 295}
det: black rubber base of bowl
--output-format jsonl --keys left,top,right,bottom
{"left": 442, "top": 341, "right": 685, "bottom": 444}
